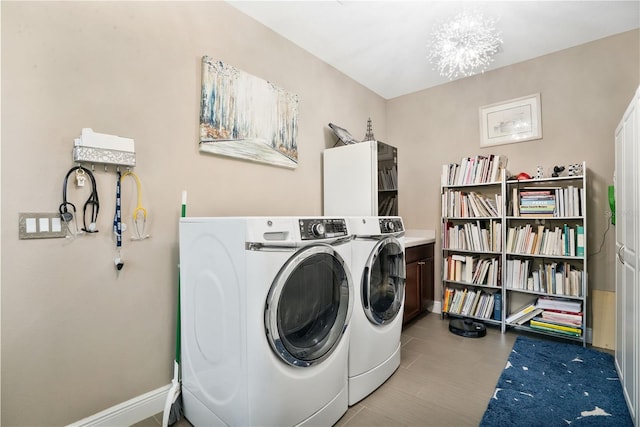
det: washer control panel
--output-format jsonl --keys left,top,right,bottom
{"left": 299, "top": 218, "right": 348, "bottom": 240}
{"left": 379, "top": 217, "right": 404, "bottom": 234}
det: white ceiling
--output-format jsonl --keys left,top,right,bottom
{"left": 228, "top": 1, "right": 640, "bottom": 99}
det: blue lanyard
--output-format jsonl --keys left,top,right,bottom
{"left": 114, "top": 171, "right": 122, "bottom": 248}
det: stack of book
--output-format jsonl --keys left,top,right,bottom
{"left": 512, "top": 186, "right": 584, "bottom": 218}
{"left": 504, "top": 298, "right": 583, "bottom": 336}
{"left": 518, "top": 189, "right": 556, "bottom": 217}
{"left": 530, "top": 297, "right": 583, "bottom": 337}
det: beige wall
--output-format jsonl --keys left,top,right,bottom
{"left": 1, "top": 1, "right": 638, "bottom": 425}
{"left": 1, "top": 2, "right": 385, "bottom": 425}
{"left": 388, "top": 29, "right": 639, "bottom": 332}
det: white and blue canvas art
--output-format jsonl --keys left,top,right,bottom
{"left": 199, "top": 57, "right": 299, "bottom": 168}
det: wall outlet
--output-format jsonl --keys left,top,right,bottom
{"left": 19, "top": 212, "right": 68, "bottom": 239}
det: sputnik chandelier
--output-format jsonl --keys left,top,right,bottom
{"left": 427, "top": 9, "right": 503, "bottom": 80}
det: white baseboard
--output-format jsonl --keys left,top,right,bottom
{"left": 67, "top": 384, "right": 171, "bottom": 427}
{"left": 432, "top": 300, "right": 442, "bottom": 314}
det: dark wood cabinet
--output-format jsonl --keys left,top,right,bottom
{"left": 403, "top": 243, "right": 434, "bottom": 324}
{"left": 403, "top": 260, "right": 422, "bottom": 323}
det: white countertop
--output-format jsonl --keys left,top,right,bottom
{"left": 403, "top": 229, "right": 436, "bottom": 247}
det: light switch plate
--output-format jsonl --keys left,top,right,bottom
{"left": 19, "top": 213, "right": 68, "bottom": 239}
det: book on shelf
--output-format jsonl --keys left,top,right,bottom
{"left": 529, "top": 323, "right": 582, "bottom": 337}
{"left": 511, "top": 183, "right": 584, "bottom": 218}
{"left": 505, "top": 258, "right": 531, "bottom": 290}
{"left": 475, "top": 257, "right": 500, "bottom": 286}
{"left": 378, "top": 168, "right": 397, "bottom": 190}
{"left": 493, "top": 292, "right": 502, "bottom": 321}
{"left": 442, "top": 190, "right": 501, "bottom": 217}
{"left": 483, "top": 293, "right": 496, "bottom": 319}
{"left": 443, "top": 220, "right": 501, "bottom": 252}
{"left": 505, "top": 302, "right": 537, "bottom": 324}
{"left": 519, "top": 190, "right": 556, "bottom": 216}
{"left": 529, "top": 318, "right": 582, "bottom": 335}
{"left": 443, "top": 288, "right": 497, "bottom": 319}
{"left": 441, "top": 155, "right": 507, "bottom": 186}
{"left": 557, "top": 188, "right": 565, "bottom": 217}
{"left": 529, "top": 264, "right": 583, "bottom": 297}
{"left": 443, "top": 288, "right": 452, "bottom": 312}
{"left": 576, "top": 225, "right": 585, "bottom": 256}
{"left": 541, "top": 309, "right": 582, "bottom": 326}
{"left": 513, "top": 307, "right": 544, "bottom": 325}
{"left": 506, "top": 224, "right": 584, "bottom": 258}
{"left": 536, "top": 297, "right": 582, "bottom": 313}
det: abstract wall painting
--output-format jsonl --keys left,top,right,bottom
{"left": 199, "top": 57, "right": 299, "bottom": 168}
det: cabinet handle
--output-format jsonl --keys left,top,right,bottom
{"left": 418, "top": 261, "right": 426, "bottom": 265}
{"left": 617, "top": 245, "right": 625, "bottom": 265}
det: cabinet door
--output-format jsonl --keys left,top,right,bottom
{"left": 420, "top": 255, "right": 434, "bottom": 311}
{"left": 403, "top": 261, "right": 421, "bottom": 324}
{"left": 615, "top": 87, "right": 639, "bottom": 423}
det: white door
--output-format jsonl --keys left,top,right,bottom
{"left": 615, "top": 86, "right": 639, "bottom": 424}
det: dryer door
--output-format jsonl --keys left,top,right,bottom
{"left": 362, "top": 237, "right": 406, "bottom": 325}
{"left": 265, "top": 244, "right": 353, "bottom": 367}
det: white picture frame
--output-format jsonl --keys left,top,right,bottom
{"left": 479, "top": 93, "right": 542, "bottom": 147}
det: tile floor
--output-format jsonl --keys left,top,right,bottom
{"left": 135, "top": 312, "right": 517, "bottom": 427}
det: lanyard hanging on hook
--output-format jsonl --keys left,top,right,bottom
{"left": 113, "top": 171, "right": 124, "bottom": 270}
{"left": 121, "top": 171, "right": 149, "bottom": 240}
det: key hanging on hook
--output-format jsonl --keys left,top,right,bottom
{"left": 75, "top": 168, "right": 86, "bottom": 187}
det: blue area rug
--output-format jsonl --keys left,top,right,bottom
{"left": 480, "top": 336, "right": 633, "bottom": 426}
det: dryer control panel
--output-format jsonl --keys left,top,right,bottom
{"left": 379, "top": 217, "right": 404, "bottom": 234}
{"left": 299, "top": 218, "right": 348, "bottom": 240}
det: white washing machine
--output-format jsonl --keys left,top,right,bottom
{"left": 347, "top": 216, "right": 406, "bottom": 405}
{"left": 178, "top": 216, "right": 354, "bottom": 427}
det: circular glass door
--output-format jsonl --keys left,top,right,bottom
{"left": 362, "top": 237, "right": 405, "bottom": 325}
{"left": 265, "top": 244, "right": 353, "bottom": 367}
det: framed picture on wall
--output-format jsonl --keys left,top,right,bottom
{"left": 479, "top": 93, "right": 542, "bottom": 147}
{"left": 199, "top": 57, "right": 299, "bottom": 169}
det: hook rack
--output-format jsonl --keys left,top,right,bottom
{"left": 73, "top": 146, "right": 136, "bottom": 169}
{"left": 72, "top": 128, "right": 136, "bottom": 169}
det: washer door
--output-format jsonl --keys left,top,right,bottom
{"left": 265, "top": 244, "right": 353, "bottom": 367}
{"left": 362, "top": 237, "right": 406, "bottom": 325}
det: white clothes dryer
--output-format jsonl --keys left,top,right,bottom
{"left": 346, "top": 216, "right": 406, "bottom": 405}
{"left": 178, "top": 217, "right": 354, "bottom": 427}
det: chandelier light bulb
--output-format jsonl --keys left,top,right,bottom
{"left": 427, "top": 9, "right": 503, "bottom": 80}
